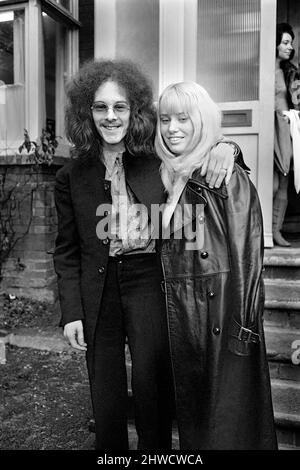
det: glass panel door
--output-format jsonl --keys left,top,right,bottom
{"left": 196, "top": 0, "right": 260, "bottom": 102}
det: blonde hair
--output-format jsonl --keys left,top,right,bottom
{"left": 155, "top": 81, "right": 222, "bottom": 194}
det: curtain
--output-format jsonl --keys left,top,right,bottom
{"left": 0, "top": 84, "right": 25, "bottom": 152}
{"left": 13, "top": 11, "right": 25, "bottom": 84}
{"left": 0, "top": 10, "right": 25, "bottom": 152}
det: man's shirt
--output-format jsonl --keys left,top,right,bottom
{"left": 103, "top": 150, "right": 156, "bottom": 256}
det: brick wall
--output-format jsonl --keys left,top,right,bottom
{"left": 0, "top": 159, "right": 62, "bottom": 303}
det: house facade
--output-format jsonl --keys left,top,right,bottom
{"left": 0, "top": 0, "right": 299, "bottom": 301}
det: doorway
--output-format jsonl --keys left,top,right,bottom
{"left": 277, "top": 0, "right": 300, "bottom": 242}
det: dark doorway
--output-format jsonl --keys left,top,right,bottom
{"left": 277, "top": 0, "right": 300, "bottom": 241}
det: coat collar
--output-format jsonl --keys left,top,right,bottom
{"left": 76, "top": 149, "right": 106, "bottom": 205}
{"left": 165, "top": 169, "right": 228, "bottom": 236}
{"left": 187, "top": 169, "right": 228, "bottom": 199}
{"left": 77, "top": 146, "right": 106, "bottom": 181}
{"left": 123, "top": 150, "right": 166, "bottom": 214}
{"left": 77, "top": 149, "right": 166, "bottom": 218}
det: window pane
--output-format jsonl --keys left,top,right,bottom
{"left": 42, "top": 12, "right": 68, "bottom": 138}
{"left": 0, "top": 11, "right": 14, "bottom": 84}
{"left": 0, "top": 10, "right": 25, "bottom": 85}
{"left": 54, "top": 0, "right": 71, "bottom": 13}
{"left": 115, "top": 0, "right": 159, "bottom": 99}
{"left": 43, "top": 13, "right": 57, "bottom": 135}
{"left": 0, "top": 9, "right": 25, "bottom": 152}
{"left": 79, "top": 0, "right": 94, "bottom": 64}
{"left": 59, "top": 0, "right": 71, "bottom": 10}
{"left": 196, "top": 0, "right": 260, "bottom": 102}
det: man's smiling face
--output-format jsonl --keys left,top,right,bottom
{"left": 92, "top": 81, "right": 130, "bottom": 150}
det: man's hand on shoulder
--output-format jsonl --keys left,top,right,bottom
{"left": 201, "top": 141, "right": 238, "bottom": 188}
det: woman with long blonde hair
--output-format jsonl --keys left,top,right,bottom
{"left": 155, "top": 81, "right": 277, "bottom": 450}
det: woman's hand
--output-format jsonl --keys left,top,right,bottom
{"left": 64, "top": 320, "right": 87, "bottom": 351}
{"left": 200, "top": 142, "right": 235, "bottom": 188}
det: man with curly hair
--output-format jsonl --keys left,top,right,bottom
{"left": 53, "top": 59, "right": 240, "bottom": 450}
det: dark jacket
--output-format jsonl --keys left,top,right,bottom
{"left": 281, "top": 60, "right": 300, "bottom": 111}
{"left": 159, "top": 164, "right": 277, "bottom": 450}
{"left": 274, "top": 60, "right": 300, "bottom": 174}
{"left": 53, "top": 149, "right": 165, "bottom": 361}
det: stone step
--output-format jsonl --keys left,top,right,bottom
{"left": 264, "top": 325, "right": 300, "bottom": 363}
{"left": 278, "top": 444, "right": 300, "bottom": 450}
{"left": 271, "top": 379, "right": 300, "bottom": 416}
{"left": 272, "top": 383, "right": 300, "bottom": 448}
{"left": 275, "top": 412, "right": 300, "bottom": 449}
{"left": 264, "top": 267, "right": 300, "bottom": 280}
{"left": 275, "top": 411, "right": 300, "bottom": 429}
{"left": 263, "top": 247, "right": 300, "bottom": 280}
{"left": 264, "top": 280, "right": 300, "bottom": 309}
{"left": 269, "top": 361, "right": 300, "bottom": 382}
{"left": 264, "top": 308, "right": 300, "bottom": 329}
{"left": 264, "top": 247, "right": 300, "bottom": 267}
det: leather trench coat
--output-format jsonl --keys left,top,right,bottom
{"left": 159, "top": 164, "right": 278, "bottom": 450}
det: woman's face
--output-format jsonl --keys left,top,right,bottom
{"left": 159, "top": 108, "right": 194, "bottom": 155}
{"left": 277, "top": 33, "right": 293, "bottom": 61}
{"left": 92, "top": 81, "right": 130, "bottom": 149}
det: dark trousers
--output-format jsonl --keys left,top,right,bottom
{"left": 88, "top": 253, "right": 174, "bottom": 450}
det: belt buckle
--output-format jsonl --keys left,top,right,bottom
{"left": 238, "top": 326, "right": 254, "bottom": 343}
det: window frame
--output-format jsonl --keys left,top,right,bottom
{"left": 0, "top": 1, "right": 26, "bottom": 7}
{"left": 0, "top": 0, "right": 79, "bottom": 155}
{"left": 0, "top": 2, "right": 26, "bottom": 153}
{"left": 41, "top": 0, "right": 80, "bottom": 28}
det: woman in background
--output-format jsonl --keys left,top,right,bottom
{"left": 273, "top": 23, "right": 300, "bottom": 246}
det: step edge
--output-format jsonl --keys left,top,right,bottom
{"left": 264, "top": 279, "right": 300, "bottom": 285}
{"left": 275, "top": 411, "right": 300, "bottom": 429}
{"left": 278, "top": 445, "right": 300, "bottom": 450}
{"left": 264, "top": 300, "right": 300, "bottom": 310}
{"left": 264, "top": 325, "right": 300, "bottom": 334}
{"left": 267, "top": 354, "right": 291, "bottom": 362}
{"left": 264, "top": 259, "right": 300, "bottom": 267}
{"left": 271, "top": 378, "right": 300, "bottom": 390}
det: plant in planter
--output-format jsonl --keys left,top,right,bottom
{"left": 18, "top": 128, "right": 60, "bottom": 166}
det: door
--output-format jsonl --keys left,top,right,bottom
{"left": 277, "top": 0, "right": 300, "bottom": 236}
{"left": 180, "top": 0, "right": 277, "bottom": 247}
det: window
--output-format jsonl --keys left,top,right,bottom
{"left": 41, "top": 0, "right": 79, "bottom": 148}
{"left": 0, "top": 7, "right": 25, "bottom": 153}
{"left": 196, "top": 0, "right": 260, "bottom": 102}
{"left": 0, "top": 0, "right": 79, "bottom": 156}
{"left": 42, "top": 12, "right": 70, "bottom": 140}
{"left": 56, "top": 0, "right": 71, "bottom": 12}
